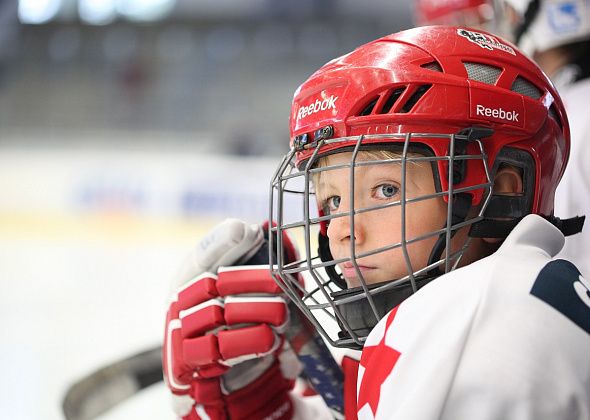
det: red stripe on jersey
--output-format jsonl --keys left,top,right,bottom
{"left": 342, "top": 356, "right": 360, "bottom": 420}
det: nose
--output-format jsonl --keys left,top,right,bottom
{"left": 326, "top": 201, "right": 364, "bottom": 248}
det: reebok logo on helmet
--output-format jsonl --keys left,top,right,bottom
{"left": 476, "top": 104, "right": 519, "bottom": 122}
{"left": 297, "top": 95, "right": 338, "bottom": 121}
{"left": 470, "top": 88, "right": 525, "bottom": 128}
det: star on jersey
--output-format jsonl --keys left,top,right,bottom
{"left": 357, "top": 307, "right": 402, "bottom": 418}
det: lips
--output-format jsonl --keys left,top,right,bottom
{"left": 340, "top": 261, "right": 375, "bottom": 279}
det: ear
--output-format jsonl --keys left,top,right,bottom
{"left": 482, "top": 165, "right": 523, "bottom": 244}
{"left": 492, "top": 164, "right": 523, "bottom": 196}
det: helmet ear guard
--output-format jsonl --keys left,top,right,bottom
{"left": 469, "top": 146, "right": 535, "bottom": 238}
{"left": 469, "top": 146, "right": 585, "bottom": 238}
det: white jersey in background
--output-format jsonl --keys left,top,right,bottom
{"left": 357, "top": 215, "right": 590, "bottom": 420}
{"left": 555, "top": 76, "right": 590, "bottom": 278}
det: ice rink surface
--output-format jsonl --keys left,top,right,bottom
{"left": 0, "top": 144, "right": 276, "bottom": 420}
{"left": 0, "top": 235, "right": 180, "bottom": 420}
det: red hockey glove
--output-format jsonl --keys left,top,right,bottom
{"left": 163, "top": 219, "right": 302, "bottom": 420}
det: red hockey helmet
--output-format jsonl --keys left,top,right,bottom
{"left": 270, "top": 26, "right": 572, "bottom": 348}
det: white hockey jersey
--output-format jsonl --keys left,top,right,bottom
{"left": 555, "top": 77, "right": 590, "bottom": 278}
{"left": 357, "top": 215, "right": 590, "bottom": 420}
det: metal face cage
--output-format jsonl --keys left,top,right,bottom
{"left": 269, "top": 132, "right": 493, "bottom": 349}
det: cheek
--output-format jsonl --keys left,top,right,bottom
{"left": 367, "top": 207, "right": 402, "bottom": 242}
{"left": 402, "top": 197, "right": 447, "bottom": 259}
{"left": 406, "top": 197, "right": 447, "bottom": 234}
{"left": 363, "top": 198, "right": 445, "bottom": 248}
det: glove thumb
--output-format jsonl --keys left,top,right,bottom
{"left": 172, "top": 218, "right": 264, "bottom": 290}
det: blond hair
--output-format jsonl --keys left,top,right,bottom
{"left": 312, "top": 149, "right": 420, "bottom": 190}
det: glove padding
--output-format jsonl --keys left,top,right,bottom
{"left": 163, "top": 219, "right": 301, "bottom": 420}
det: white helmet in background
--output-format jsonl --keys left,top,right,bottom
{"left": 498, "top": 0, "right": 590, "bottom": 56}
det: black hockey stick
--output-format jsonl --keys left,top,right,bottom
{"left": 62, "top": 346, "right": 163, "bottom": 420}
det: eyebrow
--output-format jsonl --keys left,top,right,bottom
{"left": 315, "top": 180, "right": 336, "bottom": 202}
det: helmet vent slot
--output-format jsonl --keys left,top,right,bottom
{"left": 379, "top": 87, "right": 406, "bottom": 114}
{"left": 511, "top": 76, "right": 542, "bottom": 99}
{"left": 464, "top": 62, "right": 501, "bottom": 85}
{"left": 421, "top": 61, "right": 443, "bottom": 72}
{"left": 548, "top": 104, "right": 563, "bottom": 129}
{"left": 400, "top": 84, "right": 432, "bottom": 113}
{"left": 359, "top": 97, "right": 379, "bottom": 116}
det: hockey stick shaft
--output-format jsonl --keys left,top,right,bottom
{"left": 62, "top": 346, "right": 163, "bottom": 420}
{"left": 285, "top": 304, "right": 345, "bottom": 417}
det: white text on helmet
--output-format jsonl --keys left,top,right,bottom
{"left": 476, "top": 104, "right": 519, "bottom": 122}
{"left": 297, "top": 95, "right": 338, "bottom": 121}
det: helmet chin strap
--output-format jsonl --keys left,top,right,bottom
{"left": 426, "top": 193, "right": 473, "bottom": 276}
{"left": 469, "top": 214, "right": 585, "bottom": 238}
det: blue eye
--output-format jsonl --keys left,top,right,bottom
{"left": 328, "top": 195, "right": 341, "bottom": 210}
{"left": 322, "top": 195, "right": 341, "bottom": 214}
{"left": 376, "top": 184, "right": 398, "bottom": 199}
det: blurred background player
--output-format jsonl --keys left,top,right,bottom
{"left": 165, "top": 25, "right": 589, "bottom": 419}
{"left": 414, "top": 0, "right": 497, "bottom": 30}
{"left": 495, "top": 0, "right": 590, "bottom": 277}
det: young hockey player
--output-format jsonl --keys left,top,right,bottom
{"left": 163, "top": 25, "right": 590, "bottom": 420}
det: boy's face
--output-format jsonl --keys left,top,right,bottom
{"left": 316, "top": 151, "right": 449, "bottom": 288}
